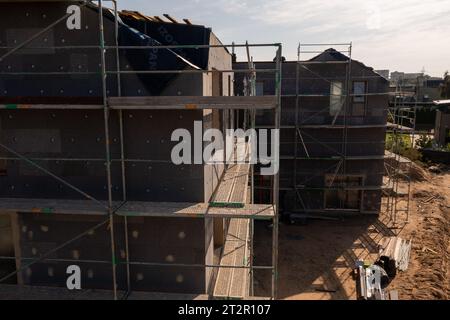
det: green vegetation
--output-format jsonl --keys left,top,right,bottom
{"left": 416, "top": 134, "right": 450, "bottom": 152}
{"left": 386, "top": 133, "right": 413, "bottom": 150}
{"left": 385, "top": 133, "right": 421, "bottom": 162}
{"left": 386, "top": 132, "right": 450, "bottom": 166}
{"left": 416, "top": 134, "right": 433, "bottom": 149}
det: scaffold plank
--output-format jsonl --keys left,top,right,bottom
{"left": 213, "top": 218, "right": 250, "bottom": 299}
{"left": 0, "top": 198, "right": 110, "bottom": 215}
{"left": 0, "top": 198, "right": 274, "bottom": 219}
{"left": 117, "top": 202, "right": 274, "bottom": 219}
{"left": 0, "top": 104, "right": 103, "bottom": 110}
{"left": 210, "top": 140, "right": 251, "bottom": 207}
{"left": 108, "top": 96, "right": 277, "bottom": 110}
{"left": 0, "top": 284, "right": 209, "bottom": 300}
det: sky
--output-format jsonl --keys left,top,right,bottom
{"left": 117, "top": 0, "right": 450, "bottom": 77}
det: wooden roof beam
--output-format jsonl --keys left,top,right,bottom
{"left": 153, "top": 16, "right": 165, "bottom": 23}
{"left": 163, "top": 14, "right": 178, "bottom": 23}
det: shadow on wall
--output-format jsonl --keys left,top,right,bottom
{"left": 253, "top": 216, "right": 396, "bottom": 299}
{"left": 0, "top": 215, "right": 15, "bottom": 284}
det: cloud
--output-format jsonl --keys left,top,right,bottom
{"left": 365, "top": 2, "right": 381, "bottom": 30}
{"left": 118, "top": 0, "right": 450, "bottom": 76}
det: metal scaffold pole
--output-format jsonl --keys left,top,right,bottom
{"left": 97, "top": 0, "right": 118, "bottom": 300}
{"left": 382, "top": 78, "right": 414, "bottom": 232}
{"left": 341, "top": 42, "right": 352, "bottom": 199}
{"left": 294, "top": 44, "right": 300, "bottom": 204}
{"left": 272, "top": 44, "right": 282, "bottom": 300}
{"left": 245, "top": 41, "right": 256, "bottom": 297}
{"left": 112, "top": 0, "right": 132, "bottom": 297}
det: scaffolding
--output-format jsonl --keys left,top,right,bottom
{"left": 292, "top": 43, "right": 353, "bottom": 214}
{"left": 251, "top": 42, "right": 394, "bottom": 217}
{"left": 383, "top": 82, "right": 416, "bottom": 228}
{"left": 0, "top": 0, "right": 281, "bottom": 300}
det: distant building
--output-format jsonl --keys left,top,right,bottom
{"left": 390, "top": 71, "right": 424, "bottom": 84}
{"left": 417, "top": 78, "right": 445, "bottom": 102}
{"left": 434, "top": 102, "right": 450, "bottom": 147}
{"left": 389, "top": 71, "right": 445, "bottom": 131}
{"left": 234, "top": 48, "right": 388, "bottom": 215}
{"left": 375, "top": 70, "right": 390, "bottom": 80}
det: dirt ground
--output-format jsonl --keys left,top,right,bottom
{"left": 254, "top": 170, "right": 450, "bottom": 300}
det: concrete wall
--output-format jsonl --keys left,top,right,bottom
{"left": 0, "top": 2, "right": 205, "bottom": 99}
{"left": 203, "top": 32, "right": 233, "bottom": 202}
{"left": 0, "top": 109, "right": 208, "bottom": 202}
{"left": 12, "top": 213, "right": 213, "bottom": 293}
{"left": 0, "top": 3, "right": 125, "bottom": 99}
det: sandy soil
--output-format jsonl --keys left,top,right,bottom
{"left": 253, "top": 171, "right": 450, "bottom": 300}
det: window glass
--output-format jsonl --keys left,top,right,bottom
{"left": 330, "top": 81, "right": 343, "bottom": 116}
{"left": 353, "top": 81, "right": 366, "bottom": 103}
{"left": 256, "top": 82, "right": 264, "bottom": 96}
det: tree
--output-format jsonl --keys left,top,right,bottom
{"left": 441, "top": 71, "right": 450, "bottom": 99}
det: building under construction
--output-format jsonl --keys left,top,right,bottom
{"left": 0, "top": 1, "right": 404, "bottom": 301}
{"left": 0, "top": 1, "right": 280, "bottom": 299}
{"left": 234, "top": 45, "right": 389, "bottom": 216}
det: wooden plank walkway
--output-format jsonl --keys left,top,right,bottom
{"left": 0, "top": 198, "right": 275, "bottom": 220}
{"left": 213, "top": 218, "right": 250, "bottom": 299}
{"left": 210, "top": 139, "right": 251, "bottom": 207}
{"left": 108, "top": 96, "right": 277, "bottom": 110}
{"left": 0, "top": 284, "right": 209, "bottom": 300}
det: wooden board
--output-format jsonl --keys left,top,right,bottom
{"left": 210, "top": 140, "right": 251, "bottom": 207}
{"left": 213, "top": 218, "right": 250, "bottom": 299}
{"left": 0, "top": 104, "right": 102, "bottom": 110}
{"left": 108, "top": 96, "right": 277, "bottom": 110}
{"left": 117, "top": 202, "right": 274, "bottom": 220}
{"left": 0, "top": 199, "right": 274, "bottom": 220}
{"left": 0, "top": 284, "right": 209, "bottom": 300}
{"left": 0, "top": 198, "right": 110, "bottom": 215}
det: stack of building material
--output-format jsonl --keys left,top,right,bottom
{"left": 379, "top": 237, "right": 412, "bottom": 272}
{"left": 355, "top": 262, "right": 389, "bottom": 300}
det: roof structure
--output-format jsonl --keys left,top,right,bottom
{"left": 118, "top": 10, "right": 212, "bottom": 69}
{"left": 309, "top": 48, "right": 388, "bottom": 82}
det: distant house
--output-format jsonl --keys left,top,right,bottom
{"left": 389, "top": 71, "right": 445, "bottom": 131}
{"left": 417, "top": 78, "right": 445, "bottom": 102}
{"left": 390, "top": 71, "right": 424, "bottom": 84}
{"left": 434, "top": 101, "right": 450, "bottom": 147}
{"left": 234, "top": 48, "right": 388, "bottom": 215}
{"left": 375, "top": 70, "right": 390, "bottom": 80}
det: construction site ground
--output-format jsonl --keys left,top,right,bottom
{"left": 254, "top": 168, "right": 450, "bottom": 300}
